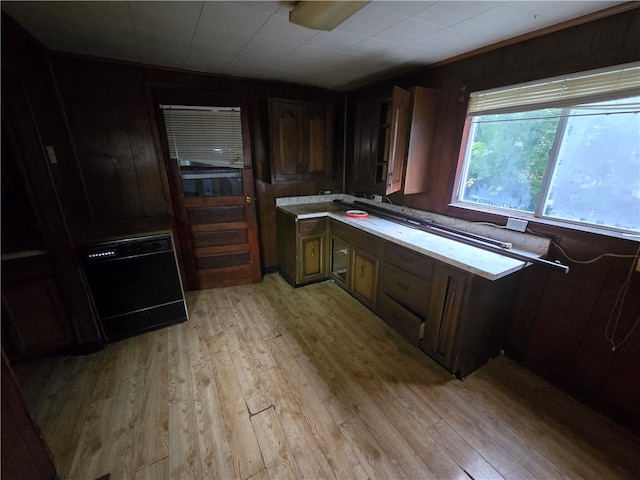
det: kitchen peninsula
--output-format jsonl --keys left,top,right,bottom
{"left": 277, "top": 194, "right": 550, "bottom": 378}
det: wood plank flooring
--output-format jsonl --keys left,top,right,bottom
{"left": 13, "top": 273, "right": 640, "bottom": 480}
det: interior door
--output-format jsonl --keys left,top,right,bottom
{"left": 181, "top": 168, "right": 261, "bottom": 289}
{"left": 157, "top": 98, "right": 262, "bottom": 290}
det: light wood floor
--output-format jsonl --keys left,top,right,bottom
{"left": 14, "top": 273, "right": 640, "bottom": 480}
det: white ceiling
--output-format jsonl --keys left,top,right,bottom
{"left": 1, "top": 1, "right": 625, "bottom": 90}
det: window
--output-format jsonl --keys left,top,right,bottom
{"left": 160, "top": 105, "right": 245, "bottom": 197}
{"left": 454, "top": 63, "right": 640, "bottom": 234}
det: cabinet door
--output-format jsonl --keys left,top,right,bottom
{"left": 276, "top": 210, "right": 297, "bottom": 286}
{"left": 351, "top": 247, "right": 379, "bottom": 309}
{"left": 385, "top": 86, "right": 411, "bottom": 195}
{"left": 298, "top": 235, "right": 326, "bottom": 284}
{"left": 330, "top": 236, "right": 349, "bottom": 288}
{"left": 353, "top": 99, "right": 382, "bottom": 187}
{"left": 305, "top": 102, "right": 333, "bottom": 179}
{"left": 269, "top": 99, "right": 303, "bottom": 182}
{"left": 404, "top": 87, "right": 439, "bottom": 195}
{"left": 2, "top": 278, "right": 73, "bottom": 359}
{"left": 422, "top": 265, "right": 467, "bottom": 370}
{"left": 269, "top": 98, "right": 333, "bottom": 182}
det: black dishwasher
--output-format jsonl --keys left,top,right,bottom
{"left": 80, "top": 234, "right": 187, "bottom": 342}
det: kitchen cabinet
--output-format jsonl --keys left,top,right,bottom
{"left": 351, "top": 247, "right": 379, "bottom": 309}
{"left": 377, "top": 240, "right": 521, "bottom": 378}
{"left": 269, "top": 98, "right": 334, "bottom": 183}
{"left": 276, "top": 210, "right": 329, "bottom": 286}
{"left": 279, "top": 203, "right": 523, "bottom": 378}
{"left": 377, "top": 242, "right": 434, "bottom": 344}
{"left": 352, "top": 97, "right": 383, "bottom": 191}
{"left": 330, "top": 219, "right": 382, "bottom": 310}
{"left": 1, "top": 254, "right": 76, "bottom": 361}
{"left": 330, "top": 236, "right": 348, "bottom": 288}
{"left": 352, "top": 87, "right": 410, "bottom": 195}
{"left": 419, "top": 262, "right": 521, "bottom": 378}
{"left": 421, "top": 264, "right": 467, "bottom": 368}
{"left": 351, "top": 86, "right": 438, "bottom": 196}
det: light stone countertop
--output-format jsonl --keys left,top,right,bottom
{"left": 277, "top": 195, "right": 548, "bottom": 281}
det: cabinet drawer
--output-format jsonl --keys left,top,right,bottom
{"left": 330, "top": 220, "right": 381, "bottom": 254}
{"left": 384, "top": 242, "right": 434, "bottom": 280}
{"left": 380, "top": 262, "right": 430, "bottom": 318}
{"left": 298, "top": 218, "right": 326, "bottom": 236}
{"left": 377, "top": 292, "right": 422, "bottom": 345}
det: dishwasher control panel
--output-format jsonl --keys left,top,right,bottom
{"left": 84, "top": 235, "right": 173, "bottom": 262}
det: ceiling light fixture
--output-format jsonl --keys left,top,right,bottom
{"left": 289, "top": 1, "right": 370, "bottom": 31}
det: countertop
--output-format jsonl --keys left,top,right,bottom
{"left": 277, "top": 198, "right": 539, "bottom": 281}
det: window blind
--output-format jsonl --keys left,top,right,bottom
{"left": 468, "top": 62, "right": 640, "bottom": 116}
{"left": 160, "top": 105, "right": 244, "bottom": 168}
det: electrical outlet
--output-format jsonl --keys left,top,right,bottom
{"left": 506, "top": 217, "right": 528, "bottom": 232}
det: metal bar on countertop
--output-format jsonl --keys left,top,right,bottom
{"left": 352, "top": 200, "right": 512, "bottom": 249}
{"left": 333, "top": 199, "right": 570, "bottom": 273}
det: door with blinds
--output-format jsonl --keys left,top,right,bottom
{"left": 159, "top": 103, "right": 261, "bottom": 290}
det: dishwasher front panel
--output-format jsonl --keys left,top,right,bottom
{"left": 81, "top": 234, "right": 188, "bottom": 342}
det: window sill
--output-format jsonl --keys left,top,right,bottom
{"left": 447, "top": 203, "right": 640, "bottom": 243}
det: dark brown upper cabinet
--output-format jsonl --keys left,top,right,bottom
{"left": 352, "top": 86, "right": 410, "bottom": 195}
{"left": 385, "top": 86, "right": 411, "bottom": 194}
{"left": 268, "top": 98, "right": 334, "bottom": 183}
{"left": 352, "top": 86, "right": 439, "bottom": 196}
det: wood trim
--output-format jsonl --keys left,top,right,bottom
{"left": 196, "top": 265, "right": 257, "bottom": 288}
{"left": 429, "top": 2, "right": 640, "bottom": 69}
{"left": 190, "top": 222, "right": 248, "bottom": 233}
{"left": 183, "top": 195, "right": 248, "bottom": 207}
{"left": 195, "top": 244, "right": 250, "bottom": 256}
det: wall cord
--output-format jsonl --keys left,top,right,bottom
{"left": 474, "top": 220, "right": 640, "bottom": 350}
{"left": 604, "top": 243, "right": 640, "bottom": 352}
{"left": 475, "top": 221, "right": 639, "bottom": 261}
{"left": 552, "top": 240, "right": 639, "bottom": 264}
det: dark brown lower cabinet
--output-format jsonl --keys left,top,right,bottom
{"left": 299, "top": 232, "right": 327, "bottom": 284}
{"left": 377, "top": 240, "right": 521, "bottom": 378}
{"left": 350, "top": 247, "right": 379, "bottom": 310}
{"left": 1, "top": 254, "right": 76, "bottom": 361}
{"left": 329, "top": 220, "right": 382, "bottom": 310}
{"left": 419, "top": 263, "right": 521, "bottom": 378}
{"left": 277, "top": 212, "right": 328, "bottom": 287}
{"left": 421, "top": 265, "right": 467, "bottom": 369}
{"left": 377, "top": 242, "right": 434, "bottom": 345}
{"left": 281, "top": 214, "right": 522, "bottom": 378}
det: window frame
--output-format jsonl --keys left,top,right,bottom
{"left": 451, "top": 63, "right": 640, "bottom": 238}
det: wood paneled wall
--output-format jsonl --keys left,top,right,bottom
{"left": 49, "top": 56, "right": 343, "bottom": 272}
{"left": 52, "top": 60, "right": 168, "bottom": 222}
{"left": 347, "top": 6, "right": 640, "bottom": 427}
{"left": 2, "top": 15, "right": 101, "bottom": 346}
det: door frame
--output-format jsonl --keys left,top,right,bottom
{"left": 148, "top": 88, "right": 262, "bottom": 290}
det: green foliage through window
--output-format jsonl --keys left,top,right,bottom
{"left": 462, "top": 109, "right": 560, "bottom": 213}
{"left": 457, "top": 97, "right": 640, "bottom": 234}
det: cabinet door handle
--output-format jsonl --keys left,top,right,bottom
{"left": 311, "top": 246, "right": 316, "bottom": 258}
{"left": 448, "top": 291, "right": 456, "bottom": 311}
{"left": 361, "top": 265, "right": 365, "bottom": 277}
